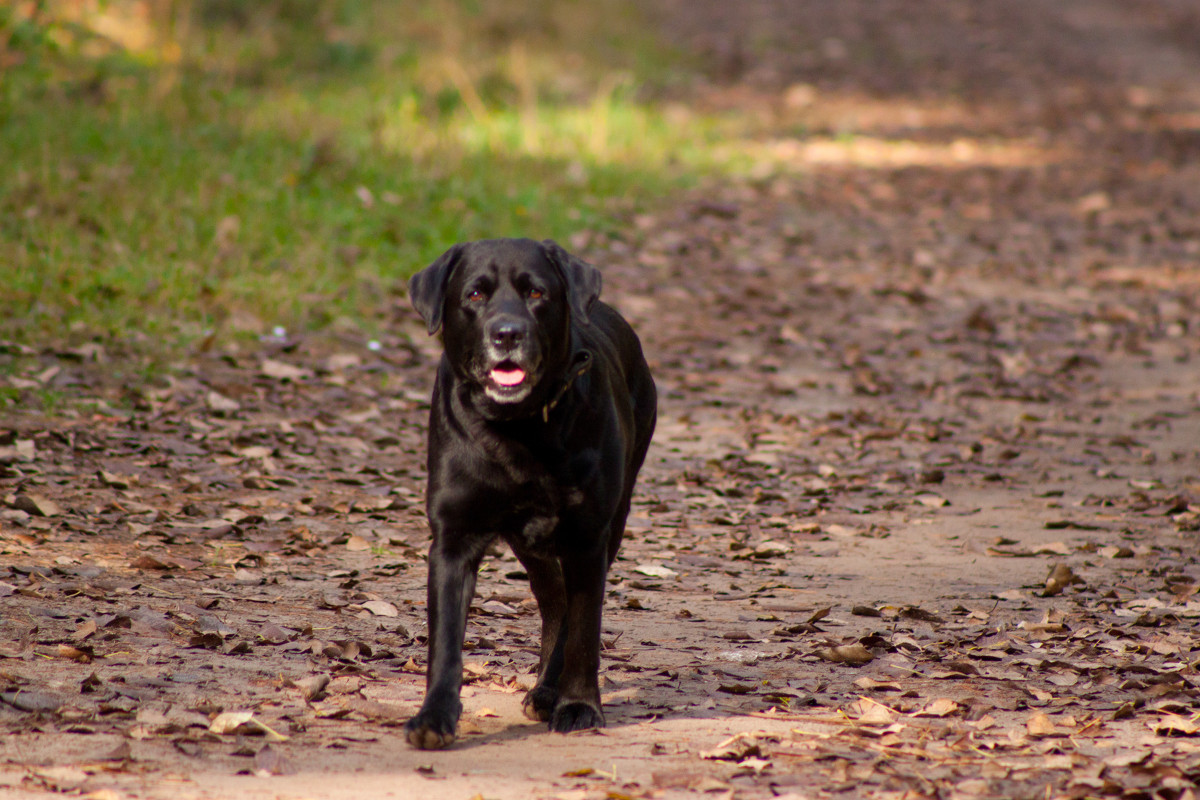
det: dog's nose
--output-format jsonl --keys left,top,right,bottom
{"left": 489, "top": 321, "right": 526, "bottom": 350}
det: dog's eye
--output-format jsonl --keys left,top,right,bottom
{"left": 528, "top": 288, "right": 543, "bottom": 300}
{"left": 467, "top": 290, "right": 485, "bottom": 303}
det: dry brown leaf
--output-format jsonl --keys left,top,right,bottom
{"left": 209, "top": 710, "right": 255, "bottom": 734}
{"left": 1043, "top": 563, "right": 1083, "bottom": 596}
{"left": 736, "top": 756, "right": 772, "bottom": 774}
{"left": 55, "top": 644, "right": 92, "bottom": 663}
{"left": 260, "top": 359, "right": 311, "bottom": 381}
{"left": 848, "top": 696, "right": 897, "bottom": 725}
{"left": 634, "top": 563, "right": 678, "bottom": 579}
{"left": 206, "top": 391, "right": 240, "bottom": 413}
{"left": 209, "top": 711, "right": 289, "bottom": 741}
{"left": 98, "top": 470, "right": 136, "bottom": 489}
{"left": 1099, "top": 545, "right": 1134, "bottom": 559}
{"left": 131, "top": 555, "right": 170, "bottom": 570}
{"left": 361, "top": 599, "right": 398, "bottom": 617}
{"left": 1152, "top": 715, "right": 1199, "bottom": 736}
{"left": 290, "top": 674, "right": 330, "bottom": 702}
{"left": 72, "top": 620, "right": 98, "bottom": 642}
{"left": 816, "top": 643, "right": 874, "bottom": 665}
{"left": 1026, "top": 712, "right": 1060, "bottom": 738}
{"left": 913, "top": 698, "right": 960, "bottom": 718}
{"left": 10, "top": 493, "right": 61, "bottom": 517}
{"left": 701, "top": 732, "right": 769, "bottom": 761}
{"left": 807, "top": 606, "right": 832, "bottom": 624}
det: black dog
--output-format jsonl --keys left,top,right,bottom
{"left": 403, "top": 238, "right": 656, "bottom": 749}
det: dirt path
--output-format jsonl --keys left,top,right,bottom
{"left": 3, "top": 2, "right": 1200, "bottom": 798}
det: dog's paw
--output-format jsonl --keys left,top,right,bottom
{"left": 404, "top": 710, "right": 458, "bottom": 750}
{"left": 550, "top": 701, "right": 604, "bottom": 733}
{"left": 522, "top": 685, "right": 558, "bottom": 722}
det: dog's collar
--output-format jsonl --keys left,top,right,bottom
{"left": 542, "top": 350, "right": 593, "bottom": 422}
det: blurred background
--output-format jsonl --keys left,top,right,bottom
{"left": 2, "top": 0, "right": 714, "bottom": 350}
{"left": 3, "top": 0, "right": 1199, "bottom": 370}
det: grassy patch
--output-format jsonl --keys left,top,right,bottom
{"left": 1, "top": 0, "right": 728, "bottom": 355}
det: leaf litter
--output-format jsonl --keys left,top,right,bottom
{"left": 5, "top": 2, "right": 1200, "bottom": 798}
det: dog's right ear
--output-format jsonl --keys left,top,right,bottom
{"left": 408, "top": 243, "right": 465, "bottom": 335}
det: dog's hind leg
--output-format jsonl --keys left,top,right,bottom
{"left": 550, "top": 544, "right": 609, "bottom": 732}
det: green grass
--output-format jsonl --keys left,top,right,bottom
{"left": 0, "top": 0, "right": 731, "bottom": 355}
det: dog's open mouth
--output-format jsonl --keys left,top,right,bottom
{"left": 489, "top": 363, "right": 527, "bottom": 388}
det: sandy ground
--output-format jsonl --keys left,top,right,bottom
{"left": 3, "top": 1, "right": 1200, "bottom": 798}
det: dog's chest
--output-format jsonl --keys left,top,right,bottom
{"left": 477, "top": 443, "right": 592, "bottom": 549}
{"left": 498, "top": 465, "right": 588, "bottom": 550}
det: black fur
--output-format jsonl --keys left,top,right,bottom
{"left": 403, "top": 238, "right": 656, "bottom": 749}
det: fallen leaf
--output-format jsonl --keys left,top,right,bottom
{"left": 1042, "top": 563, "right": 1083, "bottom": 597}
{"left": 900, "top": 606, "right": 944, "bottom": 623}
{"left": 634, "top": 563, "right": 677, "bottom": 579}
{"left": 10, "top": 493, "right": 60, "bottom": 517}
{"left": 1026, "top": 712, "right": 1060, "bottom": 738}
{"left": 361, "top": 600, "right": 398, "bottom": 617}
{"left": 131, "top": 554, "right": 171, "bottom": 571}
{"left": 1044, "top": 519, "right": 1104, "bottom": 531}
{"left": 209, "top": 710, "right": 255, "bottom": 735}
{"left": 209, "top": 711, "right": 289, "bottom": 742}
{"left": 1152, "top": 715, "right": 1199, "bottom": 736}
{"left": 752, "top": 540, "right": 792, "bottom": 557}
{"left": 718, "top": 683, "right": 758, "bottom": 694}
{"left": 98, "top": 470, "right": 137, "bottom": 489}
{"left": 913, "top": 698, "right": 960, "bottom": 717}
{"left": 736, "top": 756, "right": 772, "bottom": 773}
{"left": 290, "top": 675, "right": 330, "bottom": 702}
{"left": 816, "top": 643, "right": 874, "bottom": 665}
{"left": 848, "top": 696, "right": 897, "bottom": 725}
{"left": 205, "top": 391, "right": 240, "bottom": 414}
{"left": 701, "top": 732, "right": 766, "bottom": 761}
{"left": 807, "top": 606, "right": 832, "bottom": 624}
{"left": 72, "top": 620, "right": 98, "bottom": 642}
{"left": 0, "top": 689, "right": 63, "bottom": 713}
{"left": 478, "top": 600, "right": 520, "bottom": 616}
{"left": 55, "top": 644, "right": 92, "bottom": 663}
{"left": 260, "top": 359, "right": 311, "bottom": 381}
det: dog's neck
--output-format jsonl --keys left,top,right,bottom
{"left": 542, "top": 349, "right": 593, "bottom": 422}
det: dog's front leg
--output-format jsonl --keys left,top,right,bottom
{"left": 550, "top": 545, "right": 609, "bottom": 732}
{"left": 404, "top": 536, "right": 485, "bottom": 749}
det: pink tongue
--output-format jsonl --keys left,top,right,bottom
{"left": 491, "top": 367, "right": 526, "bottom": 386}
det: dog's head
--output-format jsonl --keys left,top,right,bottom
{"left": 408, "top": 238, "right": 601, "bottom": 418}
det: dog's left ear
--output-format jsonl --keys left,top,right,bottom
{"left": 541, "top": 239, "right": 602, "bottom": 326}
{"left": 408, "top": 243, "right": 466, "bottom": 335}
